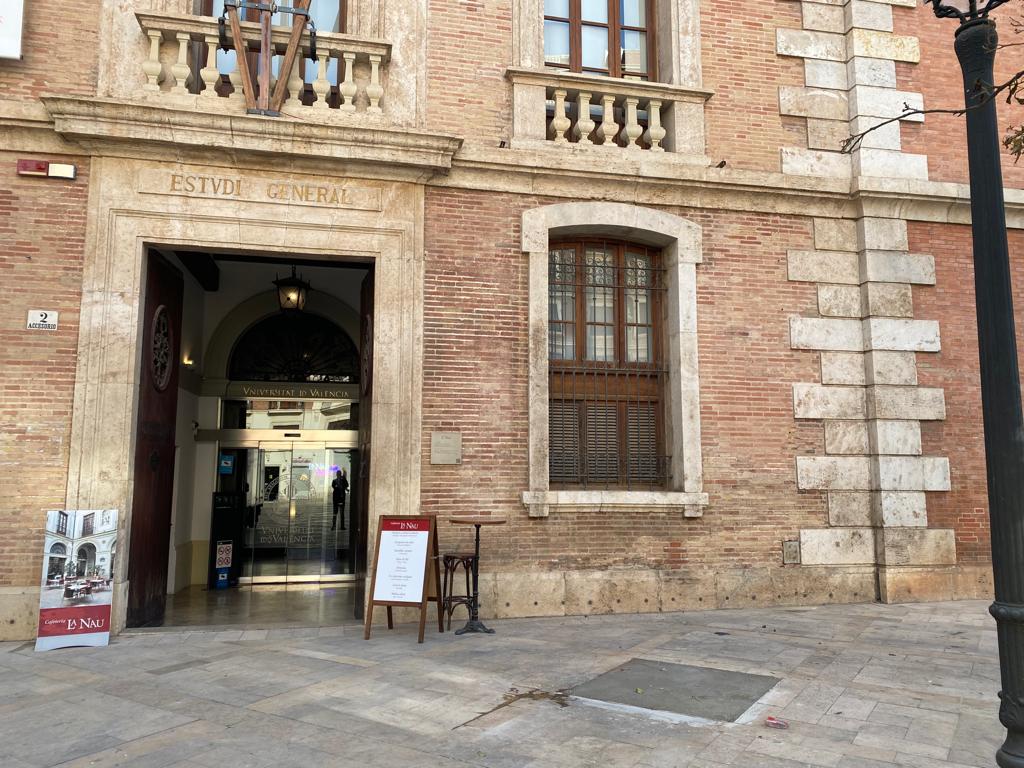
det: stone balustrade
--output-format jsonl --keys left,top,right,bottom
{"left": 506, "top": 68, "right": 712, "bottom": 155}
{"left": 134, "top": 12, "right": 391, "bottom": 116}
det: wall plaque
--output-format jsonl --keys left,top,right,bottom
{"left": 431, "top": 432, "right": 462, "bottom": 465}
{"left": 26, "top": 310, "right": 58, "bottom": 331}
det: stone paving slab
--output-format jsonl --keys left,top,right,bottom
{"left": 0, "top": 600, "right": 1006, "bottom": 767}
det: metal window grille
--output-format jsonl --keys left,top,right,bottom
{"left": 548, "top": 240, "right": 668, "bottom": 489}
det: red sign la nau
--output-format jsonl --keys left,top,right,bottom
{"left": 381, "top": 517, "right": 430, "bottom": 532}
{"left": 37, "top": 606, "right": 111, "bottom": 637}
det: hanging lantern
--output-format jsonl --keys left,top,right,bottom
{"left": 273, "top": 266, "right": 311, "bottom": 312}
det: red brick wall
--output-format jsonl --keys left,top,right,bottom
{"left": 0, "top": 0, "right": 99, "bottom": 100}
{"left": 0, "top": 152, "right": 88, "bottom": 586}
{"left": 702, "top": 0, "right": 805, "bottom": 173}
{"left": 422, "top": 188, "right": 829, "bottom": 572}
{"left": 910, "top": 220, "right": 1024, "bottom": 566}
{"left": 425, "top": 0, "right": 513, "bottom": 143}
{"left": 897, "top": 7, "right": 1024, "bottom": 188}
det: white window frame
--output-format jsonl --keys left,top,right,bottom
{"left": 521, "top": 202, "right": 708, "bottom": 517}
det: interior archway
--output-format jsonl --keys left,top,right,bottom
{"left": 228, "top": 312, "right": 360, "bottom": 384}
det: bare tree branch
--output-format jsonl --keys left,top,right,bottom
{"left": 840, "top": 71, "right": 1024, "bottom": 154}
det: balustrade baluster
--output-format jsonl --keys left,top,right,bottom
{"left": 312, "top": 50, "right": 331, "bottom": 110}
{"left": 550, "top": 89, "right": 570, "bottom": 143}
{"left": 573, "top": 91, "right": 594, "bottom": 145}
{"left": 142, "top": 29, "right": 164, "bottom": 91}
{"left": 200, "top": 35, "right": 220, "bottom": 98}
{"left": 366, "top": 54, "right": 383, "bottom": 114}
{"left": 170, "top": 32, "right": 192, "bottom": 95}
{"left": 643, "top": 99, "right": 666, "bottom": 152}
{"left": 284, "top": 54, "right": 304, "bottom": 109}
{"left": 339, "top": 52, "right": 358, "bottom": 112}
{"left": 623, "top": 97, "right": 642, "bottom": 150}
{"left": 227, "top": 54, "right": 243, "bottom": 102}
{"left": 598, "top": 94, "right": 618, "bottom": 147}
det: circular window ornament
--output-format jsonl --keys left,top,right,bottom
{"left": 150, "top": 305, "right": 173, "bottom": 391}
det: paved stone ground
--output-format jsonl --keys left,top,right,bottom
{"left": 0, "top": 600, "right": 1005, "bottom": 767}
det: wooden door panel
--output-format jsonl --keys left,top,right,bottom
{"left": 353, "top": 269, "right": 373, "bottom": 619}
{"left": 127, "top": 251, "right": 183, "bottom": 627}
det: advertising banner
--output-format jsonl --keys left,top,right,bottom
{"left": 35, "top": 509, "right": 118, "bottom": 652}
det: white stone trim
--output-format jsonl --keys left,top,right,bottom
{"left": 64, "top": 158, "right": 425, "bottom": 633}
{"left": 521, "top": 202, "right": 706, "bottom": 518}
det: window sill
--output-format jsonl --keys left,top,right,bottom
{"left": 522, "top": 490, "right": 708, "bottom": 518}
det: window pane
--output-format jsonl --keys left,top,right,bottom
{"left": 581, "top": 0, "right": 609, "bottom": 23}
{"left": 581, "top": 25, "right": 609, "bottom": 71}
{"left": 620, "top": 0, "right": 646, "bottom": 27}
{"left": 549, "top": 247, "right": 576, "bottom": 282}
{"left": 549, "top": 323, "right": 576, "bottom": 359}
{"left": 544, "top": 20, "right": 571, "bottom": 66}
{"left": 621, "top": 30, "right": 647, "bottom": 74}
{"left": 310, "top": 0, "right": 341, "bottom": 32}
{"left": 625, "top": 289, "right": 650, "bottom": 324}
{"left": 584, "top": 247, "right": 614, "bottom": 284}
{"left": 586, "top": 324, "right": 614, "bottom": 361}
{"left": 626, "top": 325, "right": 651, "bottom": 362}
{"left": 585, "top": 286, "right": 614, "bottom": 324}
{"left": 544, "top": 0, "right": 570, "bottom": 17}
{"left": 625, "top": 252, "right": 651, "bottom": 286}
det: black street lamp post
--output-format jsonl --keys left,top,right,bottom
{"left": 926, "top": 0, "right": 1024, "bottom": 764}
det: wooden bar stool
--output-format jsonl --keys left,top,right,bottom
{"left": 441, "top": 553, "right": 476, "bottom": 631}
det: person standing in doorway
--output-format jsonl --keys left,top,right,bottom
{"left": 331, "top": 469, "right": 348, "bottom": 531}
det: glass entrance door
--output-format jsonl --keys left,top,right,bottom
{"left": 236, "top": 442, "right": 356, "bottom": 584}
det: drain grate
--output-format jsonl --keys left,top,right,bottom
{"left": 571, "top": 658, "right": 779, "bottom": 722}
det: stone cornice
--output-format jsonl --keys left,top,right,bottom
{"left": 6, "top": 95, "right": 1024, "bottom": 226}
{"left": 39, "top": 97, "right": 464, "bottom": 184}
{"left": 440, "top": 145, "right": 1024, "bottom": 228}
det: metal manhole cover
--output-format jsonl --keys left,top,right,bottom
{"left": 571, "top": 658, "right": 779, "bottom": 722}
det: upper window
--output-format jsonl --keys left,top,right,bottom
{"left": 82, "top": 513, "right": 95, "bottom": 537}
{"left": 548, "top": 240, "right": 666, "bottom": 488}
{"left": 543, "top": 0, "right": 655, "bottom": 80}
{"left": 56, "top": 512, "right": 68, "bottom": 536}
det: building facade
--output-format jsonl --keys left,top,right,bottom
{"left": 0, "top": 0, "right": 1015, "bottom": 639}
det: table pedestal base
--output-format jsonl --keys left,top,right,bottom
{"left": 454, "top": 619, "right": 494, "bottom": 635}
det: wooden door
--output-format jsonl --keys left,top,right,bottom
{"left": 353, "top": 269, "right": 374, "bottom": 619}
{"left": 127, "top": 251, "right": 183, "bottom": 627}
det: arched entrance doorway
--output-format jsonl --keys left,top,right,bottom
{"left": 126, "top": 250, "right": 373, "bottom": 629}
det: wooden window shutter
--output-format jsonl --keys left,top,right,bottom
{"left": 549, "top": 400, "right": 581, "bottom": 483}
{"left": 585, "top": 402, "right": 619, "bottom": 484}
{"left": 626, "top": 401, "right": 659, "bottom": 483}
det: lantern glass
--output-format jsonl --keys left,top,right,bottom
{"left": 273, "top": 267, "right": 311, "bottom": 312}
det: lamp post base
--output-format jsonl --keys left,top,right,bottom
{"left": 454, "top": 619, "right": 495, "bottom": 635}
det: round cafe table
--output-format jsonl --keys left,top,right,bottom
{"left": 448, "top": 515, "right": 507, "bottom": 635}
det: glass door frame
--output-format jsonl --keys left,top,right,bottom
{"left": 213, "top": 430, "right": 359, "bottom": 585}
